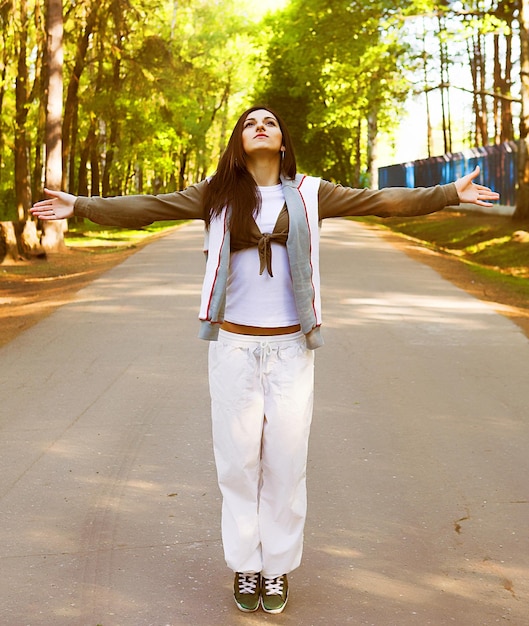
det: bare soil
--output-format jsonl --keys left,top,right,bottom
{"left": 1, "top": 226, "right": 529, "bottom": 350}
{"left": 0, "top": 246, "right": 141, "bottom": 349}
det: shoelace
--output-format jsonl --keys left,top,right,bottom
{"left": 238, "top": 573, "right": 259, "bottom": 594}
{"left": 263, "top": 576, "right": 284, "bottom": 596}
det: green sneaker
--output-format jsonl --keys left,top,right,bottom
{"left": 261, "top": 574, "right": 288, "bottom": 614}
{"left": 233, "top": 572, "right": 260, "bottom": 612}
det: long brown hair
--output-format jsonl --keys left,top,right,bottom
{"left": 203, "top": 106, "right": 297, "bottom": 239}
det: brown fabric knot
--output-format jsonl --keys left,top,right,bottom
{"left": 229, "top": 204, "right": 289, "bottom": 277}
{"left": 258, "top": 233, "right": 274, "bottom": 277}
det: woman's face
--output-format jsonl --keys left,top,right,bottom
{"left": 241, "top": 109, "right": 284, "bottom": 158}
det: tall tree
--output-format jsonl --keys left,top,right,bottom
{"left": 0, "top": 0, "right": 11, "bottom": 190}
{"left": 493, "top": 0, "right": 515, "bottom": 143}
{"left": 62, "top": 2, "right": 99, "bottom": 191}
{"left": 514, "top": 0, "right": 529, "bottom": 221}
{"left": 41, "top": 0, "right": 65, "bottom": 252}
{"left": 468, "top": 29, "right": 488, "bottom": 145}
{"left": 413, "top": 1, "right": 517, "bottom": 155}
{"left": 13, "top": 0, "right": 31, "bottom": 221}
{"left": 437, "top": 11, "right": 453, "bottom": 153}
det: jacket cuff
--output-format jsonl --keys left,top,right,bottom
{"left": 443, "top": 183, "right": 460, "bottom": 207}
{"left": 73, "top": 196, "right": 90, "bottom": 218}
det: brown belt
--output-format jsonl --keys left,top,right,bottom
{"left": 221, "top": 321, "right": 301, "bottom": 336}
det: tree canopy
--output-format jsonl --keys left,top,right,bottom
{"left": 0, "top": 0, "right": 524, "bottom": 230}
{"left": 254, "top": 0, "right": 416, "bottom": 185}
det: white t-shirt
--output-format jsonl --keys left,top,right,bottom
{"left": 224, "top": 184, "right": 299, "bottom": 327}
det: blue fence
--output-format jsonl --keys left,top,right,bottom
{"left": 378, "top": 140, "right": 517, "bottom": 206}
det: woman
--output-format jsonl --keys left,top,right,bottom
{"left": 31, "top": 106, "right": 499, "bottom": 614}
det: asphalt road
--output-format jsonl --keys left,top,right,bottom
{"left": 1, "top": 219, "right": 528, "bottom": 626}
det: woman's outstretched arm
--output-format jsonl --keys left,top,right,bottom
{"left": 318, "top": 165, "right": 500, "bottom": 220}
{"left": 30, "top": 181, "right": 208, "bottom": 228}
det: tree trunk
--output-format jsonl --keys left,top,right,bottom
{"left": 14, "top": 0, "right": 31, "bottom": 222}
{"left": 468, "top": 32, "right": 488, "bottom": 147}
{"left": 67, "top": 98, "right": 79, "bottom": 192}
{"left": 21, "top": 220, "right": 45, "bottom": 257}
{"left": 41, "top": 0, "right": 66, "bottom": 253}
{"left": 437, "top": 14, "right": 452, "bottom": 154}
{"left": 0, "top": 3, "right": 9, "bottom": 187}
{"left": 30, "top": 0, "right": 46, "bottom": 205}
{"left": 502, "top": 29, "right": 514, "bottom": 142}
{"left": 498, "top": 1, "right": 515, "bottom": 143}
{"left": 353, "top": 124, "right": 361, "bottom": 187}
{"left": 77, "top": 132, "right": 90, "bottom": 197}
{"left": 421, "top": 18, "right": 432, "bottom": 158}
{"left": 90, "top": 139, "right": 100, "bottom": 196}
{"left": 0, "top": 222, "right": 21, "bottom": 263}
{"left": 514, "top": 0, "right": 529, "bottom": 220}
{"left": 478, "top": 32, "right": 488, "bottom": 145}
{"left": 102, "top": 144, "right": 115, "bottom": 196}
{"left": 366, "top": 110, "right": 378, "bottom": 189}
{"left": 493, "top": 33, "right": 501, "bottom": 144}
{"left": 62, "top": 5, "right": 98, "bottom": 190}
{"left": 101, "top": 55, "right": 121, "bottom": 197}
{"left": 179, "top": 150, "right": 188, "bottom": 191}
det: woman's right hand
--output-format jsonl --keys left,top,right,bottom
{"left": 30, "top": 188, "right": 77, "bottom": 220}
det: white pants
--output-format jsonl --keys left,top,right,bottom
{"left": 208, "top": 329, "right": 315, "bottom": 578}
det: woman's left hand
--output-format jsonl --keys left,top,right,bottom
{"left": 454, "top": 166, "right": 500, "bottom": 207}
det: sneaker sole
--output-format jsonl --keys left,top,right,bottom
{"left": 234, "top": 598, "right": 260, "bottom": 613}
{"left": 261, "top": 593, "right": 288, "bottom": 614}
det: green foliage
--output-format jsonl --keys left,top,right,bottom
{"left": 1, "top": 0, "right": 514, "bottom": 219}
{"left": 0, "top": 189, "right": 17, "bottom": 221}
{"left": 254, "top": 0, "right": 417, "bottom": 183}
{"left": 0, "top": 0, "right": 262, "bottom": 215}
{"left": 70, "top": 0, "right": 245, "bottom": 193}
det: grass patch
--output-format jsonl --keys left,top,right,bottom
{"left": 65, "top": 220, "right": 183, "bottom": 250}
{"left": 2, "top": 221, "right": 184, "bottom": 279}
{"left": 465, "top": 262, "right": 529, "bottom": 300}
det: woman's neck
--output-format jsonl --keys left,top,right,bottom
{"left": 246, "top": 156, "right": 281, "bottom": 187}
